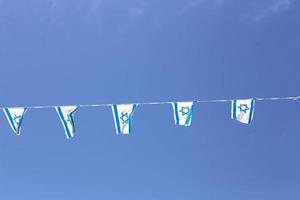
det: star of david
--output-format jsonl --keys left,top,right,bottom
{"left": 120, "top": 112, "right": 129, "bottom": 124}
{"left": 179, "top": 106, "right": 190, "bottom": 116}
{"left": 238, "top": 104, "right": 249, "bottom": 113}
{"left": 66, "top": 115, "right": 73, "bottom": 123}
{"left": 13, "top": 115, "right": 22, "bottom": 124}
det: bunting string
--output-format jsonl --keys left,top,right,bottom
{"left": 0, "top": 95, "right": 299, "bottom": 138}
{"left": 0, "top": 95, "right": 299, "bottom": 109}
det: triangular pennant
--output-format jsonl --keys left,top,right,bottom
{"left": 112, "top": 104, "right": 137, "bottom": 134}
{"left": 3, "top": 107, "right": 28, "bottom": 135}
{"left": 231, "top": 99, "right": 255, "bottom": 124}
{"left": 55, "top": 106, "right": 78, "bottom": 139}
{"left": 172, "top": 102, "right": 194, "bottom": 126}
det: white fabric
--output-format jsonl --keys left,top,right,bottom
{"left": 172, "top": 102, "right": 194, "bottom": 126}
{"left": 112, "top": 104, "right": 137, "bottom": 134}
{"left": 3, "top": 107, "right": 28, "bottom": 135}
{"left": 55, "top": 106, "right": 78, "bottom": 139}
{"left": 231, "top": 99, "right": 255, "bottom": 124}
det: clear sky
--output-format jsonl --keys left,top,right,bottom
{"left": 0, "top": 0, "right": 300, "bottom": 199}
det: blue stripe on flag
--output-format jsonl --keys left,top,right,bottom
{"left": 132, "top": 104, "right": 137, "bottom": 112}
{"left": 185, "top": 104, "right": 194, "bottom": 126}
{"left": 174, "top": 103, "right": 179, "bottom": 125}
{"left": 128, "top": 119, "right": 131, "bottom": 134}
{"left": 18, "top": 108, "right": 27, "bottom": 134}
{"left": 57, "top": 107, "right": 73, "bottom": 139}
{"left": 68, "top": 108, "right": 77, "bottom": 133}
{"left": 233, "top": 100, "right": 237, "bottom": 120}
{"left": 4, "top": 108, "right": 17, "bottom": 133}
{"left": 248, "top": 99, "right": 254, "bottom": 124}
{"left": 128, "top": 104, "right": 137, "bottom": 134}
{"left": 113, "top": 105, "right": 121, "bottom": 134}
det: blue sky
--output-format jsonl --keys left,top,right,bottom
{"left": 0, "top": 0, "right": 300, "bottom": 199}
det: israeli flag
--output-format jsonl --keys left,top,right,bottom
{"left": 172, "top": 102, "right": 194, "bottom": 126}
{"left": 112, "top": 104, "right": 138, "bottom": 134}
{"left": 56, "top": 106, "right": 78, "bottom": 139}
{"left": 231, "top": 99, "right": 255, "bottom": 124}
{"left": 3, "top": 107, "right": 28, "bottom": 135}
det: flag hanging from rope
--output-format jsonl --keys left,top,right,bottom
{"left": 231, "top": 99, "right": 255, "bottom": 124}
{"left": 56, "top": 106, "right": 78, "bottom": 139}
{"left": 172, "top": 102, "right": 194, "bottom": 126}
{"left": 112, "top": 104, "right": 138, "bottom": 134}
{"left": 3, "top": 107, "right": 28, "bottom": 135}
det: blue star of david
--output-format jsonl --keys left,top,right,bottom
{"left": 120, "top": 112, "right": 129, "bottom": 124}
{"left": 13, "top": 115, "right": 22, "bottom": 125}
{"left": 238, "top": 104, "right": 249, "bottom": 113}
{"left": 66, "top": 115, "right": 73, "bottom": 123}
{"left": 179, "top": 106, "right": 190, "bottom": 116}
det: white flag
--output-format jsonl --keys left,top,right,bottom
{"left": 231, "top": 99, "right": 255, "bottom": 124}
{"left": 172, "top": 102, "right": 194, "bottom": 126}
{"left": 112, "top": 104, "right": 137, "bottom": 134}
{"left": 56, "top": 106, "right": 78, "bottom": 139}
{"left": 3, "top": 107, "right": 28, "bottom": 135}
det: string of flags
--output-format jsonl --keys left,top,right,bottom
{"left": 0, "top": 96, "right": 299, "bottom": 139}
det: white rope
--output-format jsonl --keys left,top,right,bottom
{"left": 0, "top": 95, "right": 299, "bottom": 110}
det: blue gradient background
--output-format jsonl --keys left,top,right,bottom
{"left": 0, "top": 0, "right": 300, "bottom": 199}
